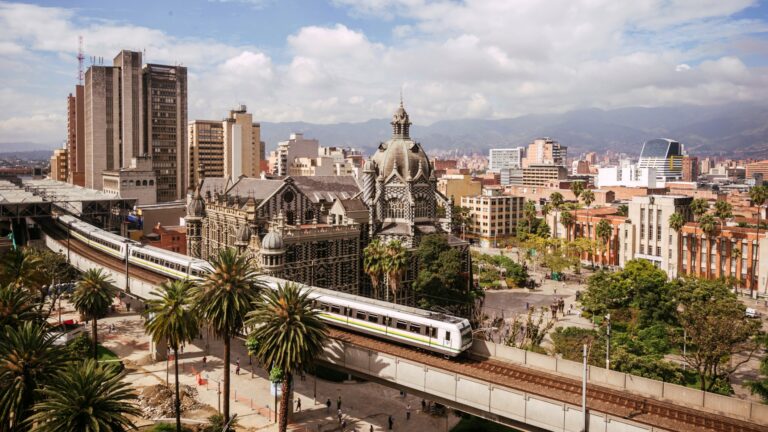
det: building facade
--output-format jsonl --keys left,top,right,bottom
{"left": 489, "top": 147, "right": 525, "bottom": 172}
{"left": 746, "top": 160, "right": 768, "bottom": 183}
{"left": 101, "top": 156, "right": 157, "bottom": 205}
{"left": 223, "top": 105, "right": 263, "bottom": 179}
{"left": 66, "top": 85, "right": 85, "bottom": 186}
{"left": 523, "top": 138, "right": 566, "bottom": 167}
{"left": 437, "top": 174, "right": 482, "bottom": 203}
{"left": 188, "top": 120, "right": 225, "bottom": 186}
{"left": 637, "top": 138, "right": 684, "bottom": 182}
{"left": 681, "top": 156, "right": 699, "bottom": 182}
{"left": 522, "top": 164, "right": 568, "bottom": 186}
{"left": 50, "top": 148, "right": 68, "bottom": 182}
{"left": 272, "top": 133, "right": 319, "bottom": 176}
{"left": 461, "top": 191, "right": 523, "bottom": 248}
{"left": 143, "top": 63, "right": 188, "bottom": 202}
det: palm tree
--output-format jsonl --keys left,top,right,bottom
{"left": 549, "top": 192, "right": 564, "bottom": 239}
{"left": 195, "top": 247, "right": 263, "bottom": 424}
{"left": 690, "top": 198, "right": 709, "bottom": 222}
{"left": 713, "top": 200, "right": 733, "bottom": 229}
{"left": 144, "top": 280, "right": 199, "bottom": 432}
{"left": 246, "top": 283, "right": 328, "bottom": 432}
{"left": 71, "top": 268, "right": 117, "bottom": 360}
{"left": 749, "top": 185, "right": 767, "bottom": 295}
{"left": 0, "top": 248, "right": 44, "bottom": 291}
{"left": 669, "top": 212, "right": 685, "bottom": 276}
{"left": 699, "top": 214, "right": 717, "bottom": 277}
{"left": 384, "top": 240, "right": 408, "bottom": 304}
{"left": 0, "top": 322, "right": 66, "bottom": 431}
{"left": 0, "top": 283, "right": 37, "bottom": 330}
{"left": 570, "top": 181, "right": 585, "bottom": 200}
{"left": 580, "top": 189, "right": 596, "bottom": 267}
{"left": 523, "top": 200, "right": 537, "bottom": 235}
{"left": 560, "top": 210, "right": 574, "bottom": 242}
{"left": 617, "top": 204, "right": 628, "bottom": 217}
{"left": 363, "top": 239, "right": 386, "bottom": 299}
{"left": 26, "top": 359, "right": 140, "bottom": 432}
{"left": 595, "top": 219, "right": 612, "bottom": 267}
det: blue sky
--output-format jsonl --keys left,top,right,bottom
{"left": 1, "top": 0, "right": 767, "bottom": 147}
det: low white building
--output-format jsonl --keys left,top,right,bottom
{"left": 597, "top": 160, "right": 657, "bottom": 188}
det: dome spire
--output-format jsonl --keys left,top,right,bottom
{"left": 391, "top": 97, "right": 411, "bottom": 138}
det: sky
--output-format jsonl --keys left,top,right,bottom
{"left": 0, "top": 0, "right": 767, "bottom": 147}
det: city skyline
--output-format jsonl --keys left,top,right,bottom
{"left": 1, "top": 0, "right": 767, "bottom": 147}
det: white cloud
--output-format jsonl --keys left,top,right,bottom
{"left": 0, "top": 0, "right": 766, "bottom": 146}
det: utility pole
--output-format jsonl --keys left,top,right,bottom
{"left": 582, "top": 343, "right": 588, "bottom": 432}
{"left": 605, "top": 313, "right": 611, "bottom": 370}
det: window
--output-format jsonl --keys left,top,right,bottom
{"left": 409, "top": 324, "right": 421, "bottom": 334}
{"left": 430, "top": 327, "right": 437, "bottom": 338}
{"left": 330, "top": 306, "right": 341, "bottom": 314}
{"left": 367, "top": 314, "right": 379, "bottom": 323}
{"left": 356, "top": 311, "right": 366, "bottom": 320}
{"left": 396, "top": 321, "right": 408, "bottom": 330}
{"left": 445, "top": 331, "right": 451, "bottom": 341}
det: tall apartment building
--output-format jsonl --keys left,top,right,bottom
{"left": 272, "top": 133, "right": 319, "bottom": 175}
{"left": 746, "top": 160, "right": 768, "bottom": 183}
{"left": 489, "top": 147, "right": 525, "bottom": 172}
{"left": 637, "top": 138, "right": 683, "bottom": 182}
{"left": 66, "top": 85, "right": 85, "bottom": 186}
{"left": 50, "top": 148, "right": 68, "bottom": 181}
{"left": 84, "top": 50, "right": 187, "bottom": 202}
{"left": 523, "top": 138, "right": 567, "bottom": 167}
{"left": 461, "top": 190, "right": 523, "bottom": 248}
{"left": 188, "top": 120, "right": 225, "bottom": 186}
{"left": 681, "top": 156, "right": 699, "bottom": 182}
{"left": 143, "top": 63, "right": 188, "bottom": 202}
{"left": 223, "top": 105, "right": 263, "bottom": 179}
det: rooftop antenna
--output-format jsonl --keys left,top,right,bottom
{"left": 77, "top": 35, "right": 84, "bottom": 85}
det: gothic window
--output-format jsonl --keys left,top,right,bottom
{"left": 305, "top": 209, "right": 314, "bottom": 223}
{"left": 286, "top": 210, "right": 295, "bottom": 225}
{"left": 386, "top": 198, "right": 406, "bottom": 219}
{"left": 316, "top": 241, "right": 329, "bottom": 259}
{"left": 283, "top": 190, "right": 295, "bottom": 203}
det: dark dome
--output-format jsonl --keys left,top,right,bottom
{"left": 370, "top": 102, "right": 430, "bottom": 180}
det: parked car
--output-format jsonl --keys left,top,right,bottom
{"left": 746, "top": 308, "right": 760, "bottom": 318}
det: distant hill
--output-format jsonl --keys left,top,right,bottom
{"left": 0, "top": 150, "right": 57, "bottom": 161}
{"left": 260, "top": 102, "right": 768, "bottom": 158}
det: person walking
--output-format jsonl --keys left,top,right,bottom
{"left": 337, "top": 408, "right": 343, "bottom": 424}
{"left": 406, "top": 403, "right": 411, "bottom": 420}
{"left": 337, "top": 395, "right": 342, "bottom": 410}
{"left": 326, "top": 398, "right": 331, "bottom": 413}
{"left": 202, "top": 355, "right": 207, "bottom": 369}
{"left": 370, "top": 425, "right": 374, "bottom": 432}
{"left": 296, "top": 398, "right": 302, "bottom": 412}
{"left": 388, "top": 415, "right": 394, "bottom": 430}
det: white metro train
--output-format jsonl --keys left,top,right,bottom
{"left": 57, "top": 215, "right": 473, "bottom": 357}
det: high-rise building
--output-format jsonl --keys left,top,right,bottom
{"left": 637, "top": 138, "right": 683, "bottom": 182}
{"left": 489, "top": 147, "right": 525, "bottom": 172}
{"left": 272, "top": 133, "right": 319, "bottom": 176}
{"left": 223, "top": 105, "right": 262, "bottom": 179}
{"left": 188, "top": 120, "right": 224, "bottom": 186}
{"left": 746, "top": 160, "right": 768, "bottom": 183}
{"left": 522, "top": 164, "right": 568, "bottom": 186}
{"left": 50, "top": 148, "right": 68, "bottom": 181}
{"left": 523, "top": 138, "right": 567, "bottom": 167}
{"left": 681, "top": 156, "right": 699, "bottom": 182}
{"left": 461, "top": 190, "right": 523, "bottom": 248}
{"left": 143, "top": 63, "right": 188, "bottom": 202}
{"left": 84, "top": 64, "right": 119, "bottom": 190}
{"left": 114, "top": 50, "right": 144, "bottom": 166}
{"left": 66, "top": 85, "right": 85, "bottom": 186}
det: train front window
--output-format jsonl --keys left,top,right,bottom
{"left": 445, "top": 331, "right": 451, "bottom": 341}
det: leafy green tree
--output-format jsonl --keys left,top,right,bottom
{"left": 747, "top": 335, "right": 768, "bottom": 403}
{"left": 383, "top": 240, "right": 408, "bottom": 304}
{"left": 451, "top": 205, "right": 471, "bottom": 237}
{"left": 26, "top": 359, "right": 140, "bottom": 432}
{"left": 247, "top": 283, "right": 328, "bottom": 432}
{"left": 549, "top": 192, "right": 564, "bottom": 239}
{"left": 195, "top": 248, "right": 263, "bottom": 425}
{"left": 144, "top": 280, "right": 199, "bottom": 432}
{"left": 677, "top": 279, "right": 761, "bottom": 391}
{"left": 523, "top": 200, "right": 537, "bottom": 235}
{"left": 0, "top": 322, "right": 66, "bottom": 432}
{"left": 699, "top": 213, "right": 717, "bottom": 237}
{"left": 363, "top": 239, "right": 386, "bottom": 299}
{"left": 617, "top": 204, "right": 628, "bottom": 217}
{"left": 0, "top": 283, "right": 37, "bottom": 330}
{"left": 668, "top": 212, "right": 686, "bottom": 274}
{"left": 71, "top": 268, "right": 117, "bottom": 360}
{"left": 690, "top": 198, "right": 709, "bottom": 221}
{"left": 551, "top": 327, "right": 604, "bottom": 365}
{"left": 0, "top": 248, "right": 44, "bottom": 291}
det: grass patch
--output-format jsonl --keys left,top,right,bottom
{"left": 97, "top": 344, "right": 119, "bottom": 362}
{"left": 451, "top": 416, "right": 520, "bottom": 432}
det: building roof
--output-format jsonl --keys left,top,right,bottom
{"left": 227, "top": 178, "right": 284, "bottom": 200}
{"left": 338, "top": 198, "right": 368, "bottom": 212}
{"left": 291, "top": 176, "right": 361, "bottom": 203}
{"left": 199, "top": 177, "right": 233, "bottom": 198}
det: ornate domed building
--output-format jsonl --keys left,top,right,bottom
{"left": 362, "top": 101, "right": 453, "bottom": 248}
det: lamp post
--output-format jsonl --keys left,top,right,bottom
{"left": 124, "top": 242, "right": 130, "bottom": 293}
{"left": 66, "top": 220, "right": 71, "bottom": 264}
{"left": 582, "top": 343, "right": 588, "bottom": 432}
{"left": 605, "top": 313, "right": 611, "bottom": 370}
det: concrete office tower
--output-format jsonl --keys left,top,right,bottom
{"left": 84, "top": 65, "right": 119, "bottom": 190}
{"left": 66, "top": 85, "right": 85, "bottom": 186}
{"left": 273, "top": 133, "right": 319, "bottom": 176}
{"left": 143, "top": 63, "right": 188, "bottom": 202}
{"left": 523, "top": 138, "right": 567, "bottom": 167}
{"left": 188, "top": 120, "right": 224, "bottom": 187}
{"left": 637, "top": 138, "right": 683, "bottom": 183}
{"left": 113, "top": 50, "right": 144, "bottom": 166}
{"left": 223, "top": 105, "right": 262, "bottom": 179}
{"left": 489, "top": 147, "right": 525, "bottom": 172}
{"left": 50, "top": 148, "right": 68, "bottom": 181}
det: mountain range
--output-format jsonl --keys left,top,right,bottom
{"left": 2, "top": 102, "right": 767, "bottom": 159}
{"left": 260, "top": 102, "right": 768, "bottom": 158}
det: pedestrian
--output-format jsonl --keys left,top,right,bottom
{"left": 235, "top": 364, "right": 240, "bottom": 375}
{"left": 337, "top": 408, "right": 343, "bottom": 423}
{"left": 406, "top": 403, "right": 411, "bottom": 420}
{"left": 388, "top": 415, "right": 394, "bottom": 430}
{"left": 296, "top": 398, "right": 301, "bottom": 412}
{"left": 337, "top": 395, "right": 342, "bottom": 410}
{"left": 370, "top": 425, "right": 374, "bottom": 432}
{"left": 300, "top": 370, "right": 306, "bottom": 381}
{"left": 568, "top": 303, "right": 573, "bottom": 315}
{"left": 341, "top": 419, "right": 347, "bottom": 430}
{"left": 421, "top": 399, "right": 426, "bottom": 412}
{"left": 326, "top": 398, "right": 331, "bottom": 413}
{"left": 126, "top": 302, "right": 131, "bottom": 312}
{"left": 202, "top": 355, "right": 207, "bottom": 368}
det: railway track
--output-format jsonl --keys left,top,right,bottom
{"left": 41, "top": 219, "right": 767, "bottom": 432}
